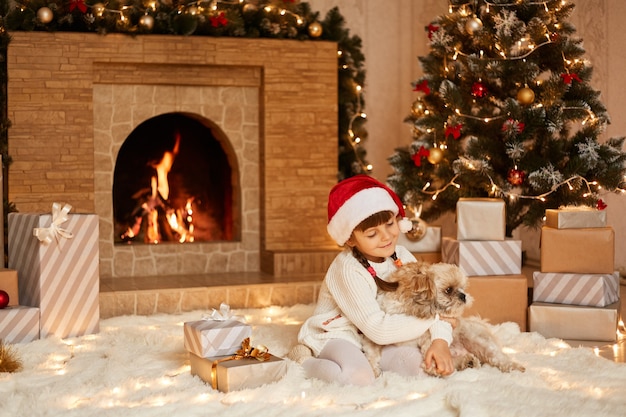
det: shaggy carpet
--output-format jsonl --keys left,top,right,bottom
{"left": 1, "top": 304, "right": 625, "bottom": 417}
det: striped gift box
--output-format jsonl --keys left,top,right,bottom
{"left": 442, "top": 237, "right": 522, "bottom": 276}
{"left": 533, "top": 271, "right": 620, "bottom": 307}
{"left": 184, "top": 319, "right": 252, "bottom": 358}
{"left": 0, "top": 306, "right": 40, "bottom": 344}
{"left": 8, "top": 211, "right": 100, "bottom": 339}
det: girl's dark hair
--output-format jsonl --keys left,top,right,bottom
{"left": 351, "top": 247, "right": 399, "bottom": 292}
{"left": 353, "top": 211, "right": 395, "bottom": 233}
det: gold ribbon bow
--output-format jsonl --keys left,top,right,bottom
{"left": 210, "top": 337, "right": 271, "bottom": 390}
{"left": 33, "top": 203, "right": 74, "bottom": 245}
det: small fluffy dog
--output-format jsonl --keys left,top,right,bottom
{"left": 362, "top": 261, "right": 524, "bottom": 377}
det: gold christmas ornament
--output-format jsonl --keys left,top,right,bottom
{"left": 411, "top": 99, "right": 426, "bottom": 117}
{"left": 427, "top": 147, "right": 443, "bottom": 164}
{"left": 517, "top": 86, "right": 535, "bottom": 105}
{"left": 37, "top": 7, "right": 53, "bottom": 24}
{"left": 405, "top": 218, "right": 428, "bottom": 241}
{"left": 139, "top": 14, "right": 155, "bottom": 30}
{"left": 308, "top": 22, "right": 323, "bottom": 38}
{"left": 242, "top": 3, "right": 258, "bottom": 13}
{"left": 92, "top": 3, "right": 106, "bottom": 17}
{"left": 465, "top": 17, "right": 483, "bottom": 35}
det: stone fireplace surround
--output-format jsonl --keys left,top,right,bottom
{"left": 7, "top": 32, "right": 342, "bottom": 317}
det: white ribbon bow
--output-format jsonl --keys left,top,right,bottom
{"left": 203, "top": 302, "right": 234, "bottom": 321}
{"left": 33, "top": 202, "right": 74, "bottom": 245}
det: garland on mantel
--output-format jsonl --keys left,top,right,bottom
{"left": 0, "top": 0, "right": 371, "bottom": 184}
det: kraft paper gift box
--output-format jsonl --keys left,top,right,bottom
{"left": 540, "top": 226, "right": 614, "bottom": 274}
{"left": 0, "top": 306, "right": 40, "bottom": 344}
{"left": 398, "top": 226, "right": 441, "bottom": 253}
{"left": 533, "top": 271, "right": 620, "bottom": 307}
{"left": 413, "top": 252, "right": 442, "bottom": 264}
{"left": 528, "top": 301, "right": 620, "bottom": 342}
{"left": 7, "top": 204, "right": 100, "bottom": 339}
{"left": 190, "top": 352, "right": 287, "bottom": 392}
{"left": 0, "top": 269, "right": 19, "bottom": 306}
{"left": 442, "top": 237, "right": 522, "bottom": 276}
{"left": 456, "top": 198, "right": 505, "bottom": 241}
{"left": 463, "top": 275, "right": 528, "bottom": 331}
{"left": 545, "top": 207, "right": 607, "bottom": 229}
{"left": 184, "top": 318, "right": 252, "bottom": 358}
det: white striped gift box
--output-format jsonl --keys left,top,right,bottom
{"left": 184, "top": 319, "right": 252, "bottom": 358}
{"left": 442, "top": 237, "right": 522, "bottom": 276}
{"left": 0, "top": 306, "right": 40, "bottom": 344}
{"left": 533, "top": 271, "right": 620, "bottom": 307}
{"left": 8, "top": 212, "right": 100, "bottom": 339}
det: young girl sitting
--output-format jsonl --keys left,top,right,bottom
{"left": 290, "top": 175, "right": 455, "bottom": 386}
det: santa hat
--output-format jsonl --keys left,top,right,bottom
{"left": 327, "top": 175, "right": 413, "bottom": 246}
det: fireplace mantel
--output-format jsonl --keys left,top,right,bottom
{"left": 7, "top": 32, "right": 341, "bottom": 280}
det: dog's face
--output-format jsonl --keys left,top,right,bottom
{"left": 385, "top": 261, "right": 472, "bottom": 319}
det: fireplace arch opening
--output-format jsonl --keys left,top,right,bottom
{"left": 113, "top": 112, "right": 239, "bottom": 245}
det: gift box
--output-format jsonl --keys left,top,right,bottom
{"left": 545, "top": 207, "right": 607, "bottom": 229}
{"left": 463, "top": 275, "right": 528, "bottom": 331}
{"left": 7, "top": 204, "right": 100, "bottom": 339}
{"left": 442, "top": 237, "right": 522, "bottom": 276}
{"left": 184, "top": 318, "right": 252, "bottom": 358}
{"left": 456, "top": 198, "right": 505, "bottom": 241}
{"left": 540, "top": 226, "right": 614, "bottom": 274}
{"left": 0, "top": 306, "right": 40, "bottom": 344}
{"left": 412, "top": 252, "right": 442, "bottom": 264}
{"left": 0, "top": 269, "right": 19, "bottom": 306}
{"left": 398, "top": 226, "right": 441, "bottom": 253}
{"left": 190, "top": 352, "right": 287, "bottom": 392}
{"left": 533, "top": 271, "right": 620, "bottom": 307}
{"left": 528, "top": 301, "right": 620, "bottom": 342}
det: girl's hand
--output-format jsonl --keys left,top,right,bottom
{"left": 424, "top": 339, "right": 455, "bottom": 376}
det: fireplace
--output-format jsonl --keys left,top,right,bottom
{"left": 7, "top": 32, "right": 342, "bottom": 281}
{"left": 113, "top": 112, "right": 237, "bottom": 244}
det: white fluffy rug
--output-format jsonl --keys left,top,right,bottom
{"left": 1, "top": 304, "right": 625, "bottom": 417}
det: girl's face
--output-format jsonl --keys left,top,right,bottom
{"left": 347, "top": 216, "right": 400, "bottom": 263}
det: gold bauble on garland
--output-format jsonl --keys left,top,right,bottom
{"left": 37, "top": 7, "right": 53, "bottom": 24}
{"left": 308, "top": 22, "right": 323, "bottom": 38}
{"left": 517, "top": 86, "right": 535, "bottom": 105}
{"left": 411, "top": 98, "right": 426, "bottom": 117}
{"left": 139, "top": 15, "right": 155, "bottom": 31}
{"left": 465, "top": 17, "right": 483, "bottom": 35}
{"left": 427, "top": 147, "right": 443, "bottom": 164}
{"left": 405, "top": 218, "right": 428, "bottom": 241}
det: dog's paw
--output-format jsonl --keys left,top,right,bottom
{"left": 455, "top": 353, "right": 481, "bottom": 371}
{"left": 493, "top": 360, "right": 525, "bottom": 373}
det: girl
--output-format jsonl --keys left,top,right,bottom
{"left": 291, "top": 175, "right": 455, "bottom": 386}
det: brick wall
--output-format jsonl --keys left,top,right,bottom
{"left": 7, "top": 32, "right": 340, "bottom": 278}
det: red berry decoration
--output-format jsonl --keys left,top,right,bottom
{"left": 0, "top": 290, "right": 9, "bottom": 309}
{"left": 507, "top": 168, "right": 525, "bottom": 186}
{"left": 596, "top": 199, "right": 607, "bottom": 210}
{"left": 471, "top": 82, "right": 488, "bottom": 98}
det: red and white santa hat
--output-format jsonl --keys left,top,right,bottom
{"left": 327, "top": 174, "right": 413, "bottom": 246}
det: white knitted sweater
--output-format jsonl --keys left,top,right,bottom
{"left": 297, "top": 245, "right": 453, "bottom": 356}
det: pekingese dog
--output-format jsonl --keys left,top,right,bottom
{"left": 362, "top": 261, "right": 525, "bottom": 377}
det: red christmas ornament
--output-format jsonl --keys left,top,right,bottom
{"left": 210, "top": 12, "right": 228, "bottom": 28}
{"left": 596, "top": 199, "right": 607, "bottom": 210}
{"left": 471, "top": 82, "right": 488, "bottom": 98}
{"left": 507, "top": 168, "right": 525, "bottom": 186}
{"left": 412, "top": 146, "right": 430, "bottom": 167}
{"left": 560, "top": 72, "right": 582, "bottom": 85}
{"left": 427, "top": 24, "right": 439, "bottom": 40}
{"left": 445, "top": 123, "right": 463, "bottom": 140}
{"left": 413, "top": 80, "right": 430, "bottom": 95}
{"left": 69, "top": 0, "right": 87, "bottom": 13}
{"left": 549, "top": 32, "right": 560, "bottom": 43}
{"left": 0, "top": 290, "right": 9, "bottom": 309}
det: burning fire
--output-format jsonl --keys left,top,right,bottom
{"left": 121, "top": 133, "right": 195, "bottom": 244}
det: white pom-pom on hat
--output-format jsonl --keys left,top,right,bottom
{"left": 327, "top": 174, "right": 408, "bottom": 246}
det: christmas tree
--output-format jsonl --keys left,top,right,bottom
{"left": 388, "top": 0, "right": 626, "bottom": 236}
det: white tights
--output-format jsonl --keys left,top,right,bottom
{"left": 301, "top": 339, "right": 425, "bottom": 386}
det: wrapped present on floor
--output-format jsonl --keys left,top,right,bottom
{"left": 540, "top": 226, "right": 614, "bottom": 274}
{"left": 545, "top": 206, "right": 607, "bottom": 229}
{"left": 0, "top": 306, "right": 40, "bottom": 344}
{"left": 533, "top": 271, "right": 620, "bottom": 307}
{"left": 184, "top": 305, "right": 252, "bottom": 358}
{"left": 463, "top": 275, "right": 528, "bottom": 331}
{"left": 190, "top": 338, "right": 287, "bottom": 392}
{"left": 442, "top": 237, "right": 522, "bottom": 276}
{"left": 7, "top": 203, "right": 100, "bottom": 339}
{"left": 398, "top": 225, "right": 441, "bottom": 253}
{"left": 456, "top": 198, "right": 505, "bottom": 241}
{"left": 529, "top": 301, "right": 620, "bottom": 342}
{"left": 0, "top": 269, "right": 19, "bottom": 306}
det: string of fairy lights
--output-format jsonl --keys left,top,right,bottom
{"left": 407, "top": 0, "right": 626, "bottom": 204}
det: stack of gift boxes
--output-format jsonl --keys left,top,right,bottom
{"left": 0, "top": 204, "right": 100, "bottom": 344}
{"left": 529, "top": 207, "right": 620, "bottom": 342}
{"left": 184, "top": 305, "right": 287, "bottom": 392}
{"left": 441, "top": 198, "right": 528, "bottom": 330}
